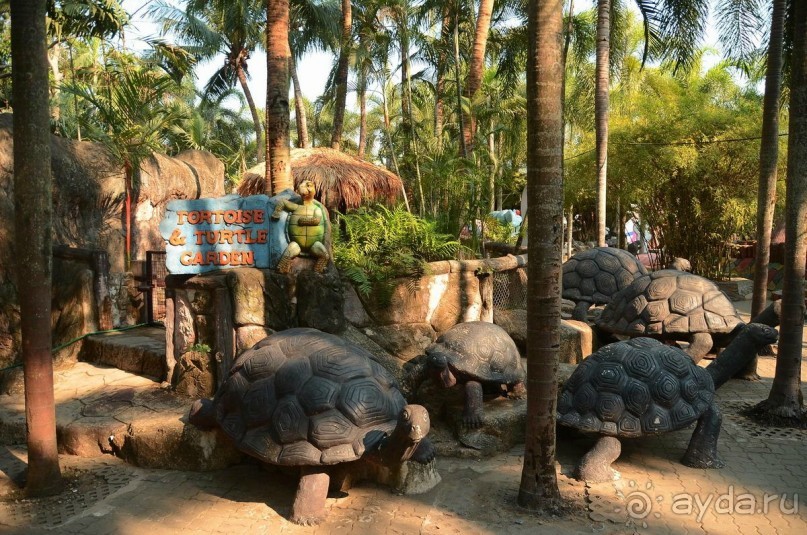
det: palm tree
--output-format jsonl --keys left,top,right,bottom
{"left": 149, "top": 0, "right": 266, "bottom": 162}
{"left": 461, "top": 0, "right": 495, "bottom": 154}
{"left": 744, "top": 0, "right": 787, "bottom": 380}
{"left": 65, "top": 60, "right": 184, "bottom": 267}
{"left": 289, "top": 0, "right": 340, "bottom": 149}
{"left": 432, "top": 2, "right": 453, "bottom": 150}
{"left": 758, "top": 0, "right": 806, "bottom": 419}
{"left": 518, "top": 0, "right": 563, "bottom": 508}
{"left": 351, "top": 0, "right": 388, "bottom": 159}
{"left": 594, "top": 0, "right": 609, "bottom": 246}
{"left": 266, "top": 0, "right": 292, "bottom": 194}
{"left": 10, "top": 0, "right": 64, "bottom": 497}
{"left": 168, "top": 86, "right": 256, "bottom": 185}
{"left": 330, "top": 0, "right": 351, "bottom": 149}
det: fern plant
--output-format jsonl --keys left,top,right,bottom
{"left": 333, "top": 205, "right": 467, "bottom": 303}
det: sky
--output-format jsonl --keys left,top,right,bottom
{"left": 121, "top": 0, "right": 332, "bottom": 106}
{"left": 120, "top": 1, "right": 727, "bottom": 113}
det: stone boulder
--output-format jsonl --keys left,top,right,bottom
{"left": 360, "top": 271, "right": 484, "bottom": 332}
{"left": 559, "top": 319, "right": 594, "bottom": 364}
{"left": 362, "top": 323, "right": 436, "bottom": 362}
{"left": 494, "top": 308, "right": 593, "bottom": 363}
{"left": 295, "top": 266, "right": 346, "bottom": 333}
{"left": 417, "top": 361, "right": 577, "bottom": 458}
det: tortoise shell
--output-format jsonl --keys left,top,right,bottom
{"left": 426, "top": 321, "right": 525, "bottom": 384}
{"left": 557, "top": 337, "right": 714, "bottom": 437}
{"left": 286, "top": 200, "right": 327, "bottom": 250}
{"left": 562, "top": 247, "right": 649, "bottom": 305}
{"left": 211, "top": 328, "right": 407, "bottom": 466}
{"left": 597, "top": 270, "right": 743, "bottom": 336}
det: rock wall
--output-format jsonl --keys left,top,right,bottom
{"left": 165, "top": 260, "right": 346, "bottom": 397}
{"left": 0, "top": 113, "right": 224, "bottom": 371}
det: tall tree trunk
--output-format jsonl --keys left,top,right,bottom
{"left": 488, "top": 128, "right": 497, "bottom": 212}
{"left": 461, "top": 0, "right": 494, "bottom": 155}
{"left": 760, "top": 0, "right": 807, "bottom": 418}
{"left": 331, "top": 0, "right": 351, "bottom": 150}
{"left": 744, "top": 0, "right": 787, "bottom": 380}
{"left": 68, "top": 43, "right": 81, "bottom": 141}
{"left": 47, "top": 43, "right": 62, "bottom": 122}
{"left": 595, "top": 0, "right": 610, "bottom": 247}
{"left": 357, "top": 68, "right": 368, "bottom": 159}
{"left": 10, "top": 0, "right": 64, "bottom": 497}
{"left": 290, "top": 55, "right": 310, "bottom": 148}
{"left": 382, "top": 82, "right": 410, "bottom": 212}
{"left": 124, "top": 162, "right": 132, "bottom": 269}
{"left": 454, "top": 10, "right": 468, "bottom": 159}
{"left": 434, "top": 4, "right": 452, "bottom": 150}
{"left": 400, "top": 17, "right": 412, "bottom": 155}
{"left": 567, "top": 205, "right": 574, "bottom": 259}
{"left": 266, "top": 0, "right": 292, "bottom": 194}
{"left": 236, "top": 62, "right": 265, "bottom": 163}
{"left": 518, "top": 0, "right": 563, "bottom": 508}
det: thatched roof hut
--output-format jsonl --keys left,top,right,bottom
{"left": 237, "top": 147, "right": 403, "bottom": 213}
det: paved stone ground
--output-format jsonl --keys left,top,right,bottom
{"left": 2, "top": 301, "right": 807, "bottom": 534}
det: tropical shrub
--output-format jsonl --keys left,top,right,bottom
{"left": 333, "top": 205, "right": 466, "bottom": 301}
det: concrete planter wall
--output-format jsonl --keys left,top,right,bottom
{"left": 163, "top": 255, "right": 528, "bottom": 397}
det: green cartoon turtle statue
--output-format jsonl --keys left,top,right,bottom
{"left": 272, "top": 179, "right": 330, "bottom": 273}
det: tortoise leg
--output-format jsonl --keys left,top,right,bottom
{"left": 290, "top": 467, "right": 330, "bottom": 525}
{"left": 463, "top": 380, "right": 484, "bottom": 428}
{"left": 411, "top": 438, "right": 436, "bottom": 464}
{"left": 681, "top": 404, "right": 725, "bottom": 469}
{"left": 310, "top": 241, "right": 330, "bottom": 273}
{"left": 507, "top": 381, "right": 526, "bottom": 400}
{"left": 734, "top": 357, "right": 761, "bottom": 381}
{"left": 328, "top": 464, "right": 353, "bottom": 493}
{"left": 572, "top": 301, "right": 591, "bottom": 322}
{"left": 577, "top": 436, "right": 621, "bottom": 482}
{"left": 685, "top": 333, "right": 713, "bottom": 362}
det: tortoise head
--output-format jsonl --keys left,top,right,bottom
{"left": 707, "top": 323, "right": 779, "bottom": 389}
{"left": 425, "top": 346, "right": 457, "bottom": 388}
{"left": 380, "top": 404, "right": 431, "bottom": 465}
{"left": 188, "top": 398, "right": 217, "bottom": 431}
{"left": 399, "top": 404, "right": 431, "bottom": 442}
{"left": 297, "top": 179, "right": 316, "bottom": 201}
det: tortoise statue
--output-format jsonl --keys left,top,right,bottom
{"left": 272, "top": 179, "right": 330, "bottom": 273}
{"left": 562, "top": 247, "right": 649, "bottom": 321}
{"left": 558, "top": 323, "right": 778, "bottom": 482}
{"left": 189, "top": 328, "right": 435, "bottom": 525}
{"left": 425, "top": 321, "right": 526, "bottom": 428}
{"left": 597, "top": 270, "right": 744, "bottom": 362}
{"left": 667, "top": 257, "right": 692, "bottom": 272}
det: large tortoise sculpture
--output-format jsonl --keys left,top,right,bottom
{"left": 189, "top": 328, "right": 435, "bottom": 525}
{"left": 558, "top": 323, "right": 777, "bottom": 482}
{"left": 563, "top": 247, "right": 649, "bottom": 321}
{"left": 425, "top": 321, "right": 525, "bottom": 428}
{"left": 597, "top": 270, "right": 744, "bottom": 361}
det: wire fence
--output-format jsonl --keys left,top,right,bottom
{"left": 493, "top": 267, "right": 528, "bottom": 310}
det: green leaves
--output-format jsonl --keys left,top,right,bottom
{"left": 566, "top": 60, "right": 774, "bottom": 279}
{"left": 47, "top": 0, "right": 128, "bottom": 43}
{"left": 63, "top": 60, "right": 186, "bottom": 175}
{"left": 332, "top": 205, "right": 465, "bottom": 302}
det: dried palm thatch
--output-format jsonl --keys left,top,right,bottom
{"left": 237, "top": 147, "right": 403, "bottom": 212}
